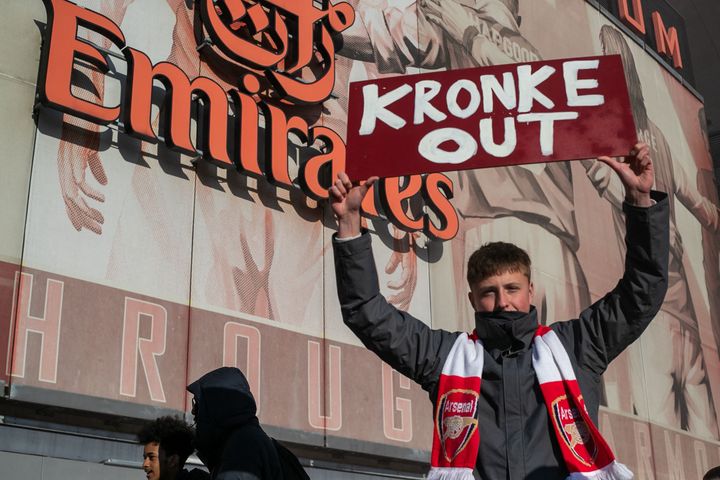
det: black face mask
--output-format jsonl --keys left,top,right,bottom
{"left": 474, "top": 308, "right": 538, "bottom": 353}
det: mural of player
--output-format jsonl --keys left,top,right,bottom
{"left": 584, "top": 24, "right": 720, "bottom": 438}
{"left": 335, "top": 0, "right": 591, "bottom": 329}
{"left": 50, "top": 0, "right": 327, "bottom": 326}
{"left": 55, "top": 0, "right": 134, "bottom": 236}
{"left": 44, "top": 0, "right": 196, "bottom": 306}
{"left": 695, "top": 107, "right": 720, "bottom": 363}
{"left": 339, "top": 0, "right": 537, "bottom": 73}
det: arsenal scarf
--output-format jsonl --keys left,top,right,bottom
{"left": 429, "top": 326, "right": 633, "bottom": 480}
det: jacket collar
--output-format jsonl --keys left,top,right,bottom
{"left": 474, "top": 307, "right": 539, "bottom": 354}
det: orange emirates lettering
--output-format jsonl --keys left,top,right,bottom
{"left": 37, "top": 0, "right": 459, "bottom": 241}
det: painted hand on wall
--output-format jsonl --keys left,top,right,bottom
{"left": 232, "top": 209, "right": 275, "bottom": 319}
{"left": 421, "top": 0, "right": 539, "bottom": 65}
{"left": 57, "top": 125, "right": 107, "bottom": 235}
{"left": 54, "top": 0, "right": 135, "bottom": 236}
{"left": 421, "top": 0, "right": 476, "bottom": 45}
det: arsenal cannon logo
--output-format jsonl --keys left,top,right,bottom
{"left": 436, "top": 389, "right": 480, "bottom": 462}
{"left": 551, "top": 395, "right": 599, "bottom": 467}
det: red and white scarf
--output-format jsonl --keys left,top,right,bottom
{"left": 429, "top": 326, "right": 633, "bottom": 480}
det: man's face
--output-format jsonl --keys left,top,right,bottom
{"left": 468, "top": 270, "right": 533, "bottom": 313}
{"left": 191, "top": 396, "right": 198, "bottom": 424}
{"left": 142, "top": 442, "right": 161, "bottom": 480}
{"left": 143, "top": 443, "right": 178, "bottom": 480}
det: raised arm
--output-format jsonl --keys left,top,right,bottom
{"left": 330, "top": 173, "right": 458, "bottom": 393}
{"left": 422, "top": 0, "right": 541, "bottom": 65}
{"left": 338, "top": 3, "right": 447, "bottom": 73}
{"left": 557, "top": 144, "right": 670, "bottom": 374}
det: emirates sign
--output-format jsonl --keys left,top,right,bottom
{"left": 35, "top": 0, "right": 460, "bottom": 240}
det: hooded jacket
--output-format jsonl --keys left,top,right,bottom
{"left": 333, "top": 192, "right": 670, "bottom": 479}
{"left": 187, "top": 367, "right": 282, "bottom": 480}
{"left": 176, "top": 468, "right": 212, "bottom": 480}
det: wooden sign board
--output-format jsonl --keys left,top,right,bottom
{"left": 346, "top": 55, "right": 636, "bottom": 180}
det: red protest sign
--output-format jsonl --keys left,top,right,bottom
{"left": 345, "top": 55, "right": 636, "bottom": 181}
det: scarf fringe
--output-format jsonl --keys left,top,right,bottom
{"left": 428, "top": 467, "right": 475, "bottom": 480}
{"left": 568, "top": 461, "right": 634, "bottom": 480}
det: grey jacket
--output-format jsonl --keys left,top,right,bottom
{"left": 333, "top": 192, "right": 669, "bottom": 480}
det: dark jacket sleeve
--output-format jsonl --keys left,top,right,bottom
{"left": 179, "top": 468, "right": 210, "bottom": 480}
{"left": 216, "top": 426, "right": 282, "bottom": 480}
{"left": 333, "top": 231, "right": 459, "bottom": 393}
{"left": 555, "top": 191, "right": 670, "bottom": 376}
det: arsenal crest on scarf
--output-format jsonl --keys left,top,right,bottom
{"left": 551, "top": 395, "right": 598, "bottom": 467}
{"left": 436, "top": 389, "right": 480, "bottom": 463}
{"left": 429, "top": 333, "right": 484, "bottom": 480}
{"left": 429, "top": 328, "right": 634, "bottom": 480}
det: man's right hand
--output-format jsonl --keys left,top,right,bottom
{"left": 329, "top": 172, "right": 379, "bottom": 238}
{"left": 598, "top": 142, "right": 654, "bottom": 207}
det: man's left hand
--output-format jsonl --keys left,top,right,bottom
{"left": 598, "top": 142, "right": 654, "bottom": 207}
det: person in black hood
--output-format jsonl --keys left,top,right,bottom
{"left": 329, "top": 143, "right": 670, "bottom": 479}
{"left": 187, "top": 367, "right": 282, "bottom": 480}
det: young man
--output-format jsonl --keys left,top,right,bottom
{"left": 329, "top": 144, "right": 670, "bottom": 479}
{"left": 138, "top": 416, "right": 208, "bottom": 480}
